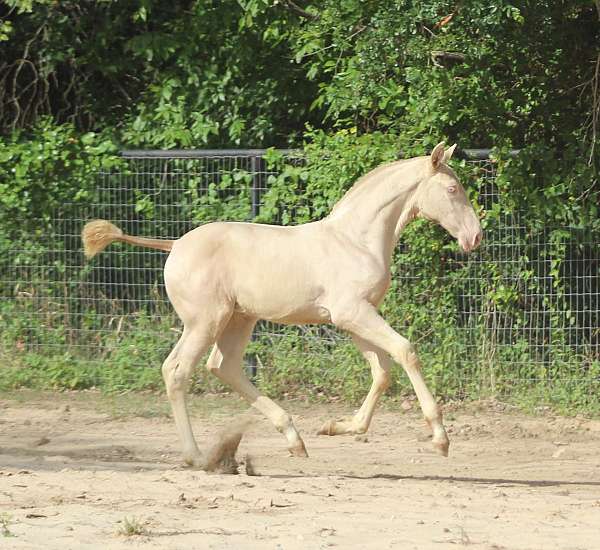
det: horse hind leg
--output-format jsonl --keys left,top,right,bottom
{"left": 162, "top": 328, "right": 212, "bottom": 467}
{"left": 206, "top": 313, "right": 308, "bottom": 458}
{"left": 162, "top": 306, "right": 233, "bottom": 468}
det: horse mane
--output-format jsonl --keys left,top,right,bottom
{"left": 328, "top": 157, "right": 419, "bottom": 216}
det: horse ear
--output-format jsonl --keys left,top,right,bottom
{"left": 444, "top": 143, "right": 457, "bottom": 162}
{"left": 430, "top": 142, "right": 446, "bottom": 170}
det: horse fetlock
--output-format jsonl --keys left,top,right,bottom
{"left": 352, "top": 422, "right": 368, "bottom": 435}
{"left": 347, "top": 413, "right": 369, "bottom": 434}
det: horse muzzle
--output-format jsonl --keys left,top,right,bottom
{"left": 459, "top": 229, "right": 483, "bottom": 253}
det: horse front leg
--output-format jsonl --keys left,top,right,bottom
{"left": 318, "top": 335, "right": 391, "bottom": 436}
{"left": 331, "top": 301, "right": 449, "bottom": 456}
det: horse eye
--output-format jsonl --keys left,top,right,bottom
{"left": 447, "top": 186, "right": 456, "bottom": 194}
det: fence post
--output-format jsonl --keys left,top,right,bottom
{"left": 247, "top": 154, "right": 261, "bottom": 379}
{"left": 251, "top": 155, "right": 261, "bottom": 220}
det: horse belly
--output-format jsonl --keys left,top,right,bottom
{"left": 231, "top": 257, "right": 329, "bottom": 324}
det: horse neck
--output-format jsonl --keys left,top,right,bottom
{"left": 324, "top": 159, "right": 423, "bottom": 265}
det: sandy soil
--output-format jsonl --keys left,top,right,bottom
{"left": 1, "top": 391, "right": 599, "bottom": 550}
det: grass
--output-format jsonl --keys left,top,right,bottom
{"left": 1, "top": 303, "right": 598, "bottom": 417}
{"left": 0, "top": 513, "right": 14, "bottom": 538}
{"left": 506, "top": 382, "right": 600, "bottom": 417}
{"left": 117, "top": 517, "right": 148, "bottom": 537}
{"left": 1, "top": 353, "right": 599, "bottom": 418}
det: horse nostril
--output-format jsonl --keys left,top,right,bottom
{"left": 472, "top": 231, "right": 482, "bottom": 248}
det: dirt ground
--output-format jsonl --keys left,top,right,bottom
{"left": 1, "top": 391, "right": 599, "bottom": 550}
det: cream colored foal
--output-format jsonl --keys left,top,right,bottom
{"left": 82, "top": 142, "right": 482, "bottom": 468}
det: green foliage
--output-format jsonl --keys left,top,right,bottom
{"left": 0, "top": 118, "right": 121, "bottom": 226}
{"left": 258, "top": 130, "right": 400, "bottom": 224}
{"left": 0, "top": 1, "right": 321, "bottom": 146}
{"left": 290, "top": 1, "right": 596, "bottom": 144}
{"left": 0, "top": 299, "right": 166, "bottom": 392}
{"left": 120, "top": 0, "right": 321, "bottom": 148}
{"left": 286, "top": 0, "right": 598, "bottom": 228}
{"left": 1, "top": 1, "right": 597, "bottom": 224}
{"left": 0, "top": 1, "right": 598, "bottom": 414}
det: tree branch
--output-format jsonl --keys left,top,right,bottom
{"left": 281, "top": 0, "right": 319, "bottom": 20}
{"left": 431, "top": 50, "right": 466, "bottom": 67}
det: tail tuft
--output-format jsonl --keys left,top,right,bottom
{"left": 81, "top": 219, "right": 123, "bottom": 259}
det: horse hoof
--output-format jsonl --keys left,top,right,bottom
{"left": 183, "top": 455, "right": 204, "bottom": 468}
{"left": 289, "top": 440, "right": 309, "bottom": 458}
{"left": 316, "top": 419, "right": 336, "bottom": 436}
{"left": 432, "top": 437, "right": 450, "bottom": 457}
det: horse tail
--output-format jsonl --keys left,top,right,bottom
{"left": 81, "top": 219, "right": 174, "bottom": 259}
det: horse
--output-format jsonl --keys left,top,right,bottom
{"left": 81, "top": 142, "right": 482, "bottom": 470}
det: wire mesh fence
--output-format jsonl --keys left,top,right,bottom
{"left": 0, "top": 150, "right": 598, "bottom": 400}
